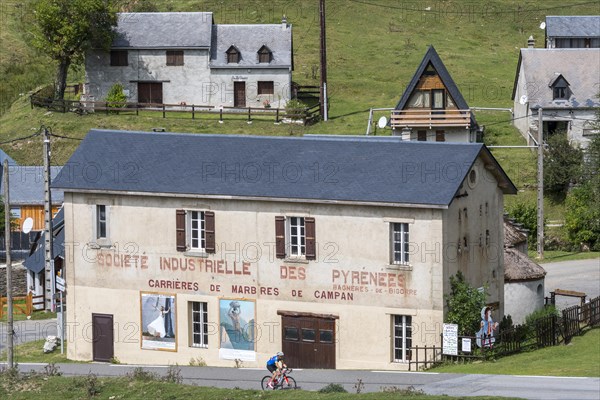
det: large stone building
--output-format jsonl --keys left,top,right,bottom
{"left": 53, "top": 130, "right": 516, "bottom": 370}
{"left": 83, "top": 12, "right": 293, "bottom": 108}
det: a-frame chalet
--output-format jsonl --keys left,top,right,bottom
{"left": 391, "top": 46, "right": 480, "bottom": 142}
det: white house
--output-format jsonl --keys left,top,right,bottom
{"left": 511, "top": 48, "right": 600, "bottom": 148}
{"left": 53, "top": 130, "right": 516, "bottom": 369}
{"left": 83, "top": 13, "right": 293, "bottom": 108}
{"left": 545, "top": 16, "right": 600, "bottom": 49}
{"left": 390, "top": 46, "right": 480, "bottom": 143}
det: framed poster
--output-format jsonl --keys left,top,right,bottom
{"left": 140, "top": 292, "right": 177, "bottom": 351}
{"left": 218, "top": 298, "right": 256, "bottom": 361}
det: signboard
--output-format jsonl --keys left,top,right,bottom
{"left": 442, "top": 323, "right": 458, "bottom": 356}
{"left": 462, "top": 338, "right": 472, "bottom": 353}
{"left": 56, "top": 276, "right": 65, "bottom": 292}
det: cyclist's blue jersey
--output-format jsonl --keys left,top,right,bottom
{"left": 266, "top": 355, "right": 279, "bottom": 366}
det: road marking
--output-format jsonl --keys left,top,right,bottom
{"left": 109, "top": 364, "right": 168, "bottom": 368}
{"left": 513, "top": 375, "right": 589, "bottom": 379}
{"left": 371, "top": 370, "right": 439, "bottom": 374}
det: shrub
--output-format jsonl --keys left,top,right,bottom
{"left": 163, "top": 366, "right": 182, "bottom": 384}
{"left": 285, "top": 99, "right": 308, "bottom": 119}
{"left": 506, "top": 201, "right": 542, "bottom": 248}
{"left": 318, "top": 383, "right": 348, "bottom": 393}
{"left": 445, "top": 271, "right": 488, "bottom": 336}
{"left": 105, "top": 82, "right": 127, "bottom": 113}
{"left": 565, "top": 181, "right": 600, "bottom": 251}
{"left": 544, "top": 132, "right": 583, "bottom": 198}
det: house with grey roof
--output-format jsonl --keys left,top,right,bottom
{"left": 390, "top": 46, "right": 480, "bottom": 143}
{"left": 0, "top": 166, "right": 63, "bottom": 231}
{"left": 83, "top": 12, "right": 293, "bottom": 109}
{"left": 512, "top": 48, "right": 600, "bottom": 147}
{"left": 53, "top": 129, "right": 516, "bottom": 369}
{"left": 545, "top": 16, "right": 600, "bottom": 48}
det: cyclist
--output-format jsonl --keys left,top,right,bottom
{"left": 266, "top": 351, "right": 286, "bottom": 388}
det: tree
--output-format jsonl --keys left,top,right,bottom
{"left": 31, "top": 0, "right": 118, "bottom": 100}
{"left": 506, "top": 201, "right": 541, "bottom": 248}
{"left": 565, "top": 134, "right": 600, "bottom": 251}
{"left": 445, "top": 271, "right": 488, "bottom": 336}
{"left": 543, "top": 132, "right": 583, "bottom": 197}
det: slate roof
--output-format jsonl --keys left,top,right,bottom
{"left": 546, "top": 16, "right": 600, "bottom": 38}
{"left": 23, "top": 207, "right": 64, "bottom": 274}
{"left": 53, "top": 130, "right": 516, "bottom": 207}
{"left": 394, "top": 46, "right": 476, "bottom": 128}
{"left": 210, "top": 24, "right": 293, "bottom": 68}
{"left": 0, "top": 166, "right": 64, "bottom": 206}
{"left": 511, "top": 48, "right": 600, "bottom": 109}
{"left": 112, "top": 12, "right": 214, "bottom": 49}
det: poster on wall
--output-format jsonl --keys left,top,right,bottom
{"left": 219, "top": 299, "right": 256, "bottom": 361}
{"left": 140, "top": 292, "right": 177, "bottom": 351}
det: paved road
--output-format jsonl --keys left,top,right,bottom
{"left": 1, "top": 258, "right": 598, "bottom": 398}
{"left": 542, "top": 258, "right": 600, "bottom": 309}
{"left": 0, "top": 363, "right": 598, "bottom": 399}
{"left": 0, "top": 318, "right": 58, "bottom": 354}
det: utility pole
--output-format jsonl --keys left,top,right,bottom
{"left": 43, "top": 127, "right": 55, "bottom": 311}
{"left": 319, "top": 0, "right": 328, "bottom": 121}
{"left": 537, "top": 109, "right": 544, "bottom": 259}
{"left": 3, "top": 159, "right": 14, "bottom": 368}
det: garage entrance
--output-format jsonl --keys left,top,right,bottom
{"left": 278, "top": 311, "right": 337, "bottom": 369}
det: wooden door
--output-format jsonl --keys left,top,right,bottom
{"left": 92, "top": 313, "right": 114, "bottom": 362}
{"left": 138, "top": 82, "right": 163, "bottom": 105}
{"left": 234, "top": 81, "right": 246, "bottom": 107}
{"left": 282, "top": 315, "right": 336, "bottom": 369}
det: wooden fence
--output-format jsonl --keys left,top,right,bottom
{"left": 0, "top": 292, "right": 44, "bottom": 319}
{"left": 30, "top": 93, "right": 321, "bottom": 126}
{"left": 408, "top": 296, "right": 600, "bottom": 371}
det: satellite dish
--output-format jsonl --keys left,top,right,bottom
{"left": 377, "top": 116, "right": 388, "bottom": 129}
{"left": 539, "top": 22, "right": 546, "bottom": 29}
{"left": 519, "top": 95, "right": 528, "bottom": 105}
{"left": 22, "top": 217, "right": 34, "bottom": 234}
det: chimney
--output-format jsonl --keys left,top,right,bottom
{"left": 527, "top": 35, "right": 535, "bottom": 48}
{"left": 282, "top": 15, "right": 287, "bottom": 29}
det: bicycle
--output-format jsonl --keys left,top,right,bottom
{"left": 261, "top": 368, "right": 297, "bottom": 390}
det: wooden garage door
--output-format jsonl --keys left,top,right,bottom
{"left": 92, "top": 313, "right": 114, "bottom": 362}
{"left": 281, "top": 314, "right": 336, "bottom": 369}
{"left": 138, "top": 82, "right": 163, "bottom": 105}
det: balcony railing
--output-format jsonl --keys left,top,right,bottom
{"left": 390, "top": 109, "right": 472, "bottom": 129}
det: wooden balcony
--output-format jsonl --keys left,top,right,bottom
{"left": 390, "top": 109, "right": 472, "bottom": 129}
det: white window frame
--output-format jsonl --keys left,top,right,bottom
{"left": 188, "top": 210, "right": 206, "bottom": 251}
{"left": 190, "top": 301, "right": 208, "bottom": 348}
{"left": 391, "top": 222, "right": 409, "bottom": 265}
{"left": 95, "top": 204, "right": 109, "bottom": 242}
{"left": 393, "top": 314, "right": 412, "bottom": 363}
{"left": 288, "top": 216, "right": 306, "bottom": 257}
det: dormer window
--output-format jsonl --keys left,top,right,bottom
{"left": 257, "top": 45, "right": 272, "bottom": 63}
{"left": 550, "top": 74, "right": 570, "bottom": 100}
{"left": 226, "top": 45, "right": 240, "bottom": 64}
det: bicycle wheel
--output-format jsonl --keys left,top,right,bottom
{"left": 283, "top": 376, "right": 297, "bottom": 390}
{"left": 261, "top": 376, "right": 273, "bottom": 390}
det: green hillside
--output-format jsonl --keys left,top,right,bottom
{"left": 1, "top": 1, "right": 598, "bottom": 211}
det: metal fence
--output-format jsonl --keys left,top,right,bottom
{"left": 408, "top": 297, "right": 600, "bottom": 371}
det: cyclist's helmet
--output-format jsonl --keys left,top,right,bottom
{"left": 277, "top": 351, "right": 284, "bottom": 357}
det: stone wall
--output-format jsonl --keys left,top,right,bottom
{"left": 0, "top": 264, "right": 28, "bottom": 297}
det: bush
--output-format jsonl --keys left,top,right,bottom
{"left": 285, "top": 99, "right": 308, "bottom": 119}
{"left": 105, "top": 82, "right": 127, "bottom": 113}
{"left": 318, "top": 383, "right": 348, "bottom": 393}
{"left": 506, "top": 201, "right": 542, "bottom": 248}
{"left": 544, "top": 132, "right": 583, "bottom": 197}
{"left": 445, "top": 271, "right": 488, "bottom": 336}
{"left": 565, "top": 182, "right": 600, "bottom": 251}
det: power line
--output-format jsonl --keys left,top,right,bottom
{"left": 347, "top": 0, "right": 599, "bottom": 14}
{"left": 49, "top": 132, "right": 83, "bottom": 141}
{"left": 0, "top": 132, "right": 41, "bottom": 145}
